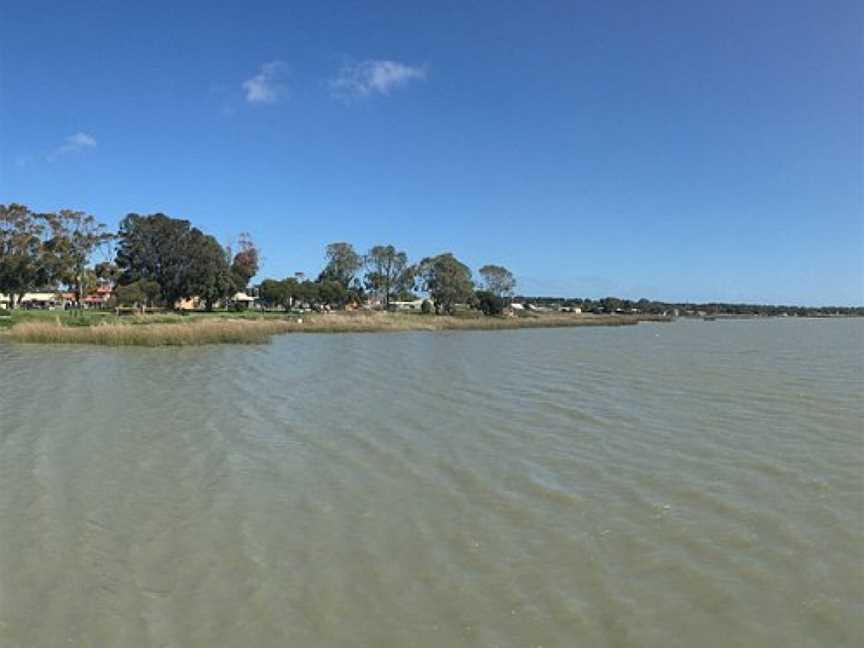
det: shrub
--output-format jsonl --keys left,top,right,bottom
{"left": 475, "top": 290, "right": 505, "bottom": 316}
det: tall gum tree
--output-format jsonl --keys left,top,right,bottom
{"left": 478, "top": 264, "right": 516, "bottom": 304}
{"left": 319, "top": 242, "right": 362, "bottom": 290}
{"left": 364, "top": 245, "right": 412, "bottom": 308}
{"left": 416, "top": 253, "right": 474, "bottom": 314}
{"left": 47, "top": 209, "right": 114, "bottom": 304}
{"left": 0, "top": 204, "right": 110, "bottom": 307}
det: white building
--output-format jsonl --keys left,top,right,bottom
{"left": 232, "top": 292, "right": 257, "bottom": 308}
{"left": 21, "top": 292, "right": 64, "bottom": 309}
{"left": 389, "top": 299, "right": 426, "bottom": 311}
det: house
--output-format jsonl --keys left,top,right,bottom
{"left": 231, "top": 292, "right": 257, "bottom": 308}
{"left": 510, "top": 302, "right": 525, "bottom": 311}
{"left": 389, "top": 299, "right": 426, "bottom": 311}
{"left": 21, "top": 292, "right": 63, "bottom": 309}
{"left": 83, "top": 283, "right": 114, "bottom": 308}
{"left": 364, "top": 296, "right": 385, "bottom": 310}
{"left": 0, "top": 294, "right": 10, "bottom": 310}
{"left": 175, "top": 296, "right": 203, "bottom": 311}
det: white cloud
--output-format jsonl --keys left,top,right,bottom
{"left": 47, "top": 132, "right": 97, "bottom": 162}
{"left": 66, "top": 132, "right": 97, "bottom": 148}
{"left": 329, "top": 60, "right": 426, "bottom": 101}
{"left": 242, "top": 61, "right": 289, "bottom": 104}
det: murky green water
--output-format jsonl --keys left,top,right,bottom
{"left": 1, "top": 319, "right": 862, "bottom": 647}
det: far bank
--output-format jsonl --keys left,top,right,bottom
{"left": 0, "top": 311, "right": 672, "bottom": 346}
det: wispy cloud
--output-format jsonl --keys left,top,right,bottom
{"left": 242, "top": 61, "right": 289, "bottom": 104}
{"left": 329, "top": 60, "right": 426, "bottom": 101}
{"left": 46, "top": 132, "right": 97, "bottom": 162}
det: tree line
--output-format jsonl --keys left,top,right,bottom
{"left": 4, "top": 203, "right": 857, "bottom": 317}
{"left": 0, "top": 204, "right": 517, "bottom": 314}
{"left": 515, "top": 296, "right": 864, "bottom": 317}
{"left": 257, "top": 242, "right": 517, "bottom": 315}
{"left": 0, "top": 205, "right": 259, "bottom": 310}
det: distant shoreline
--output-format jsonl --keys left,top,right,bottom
{"left": 0, "top": 311, "right": 672, "bottom": 346}
{"left": 3, "top": 310, "right": 859, "bottom": 347}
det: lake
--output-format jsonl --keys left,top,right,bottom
{"left": 0, "top": 318, "right": 861, "bottom": 647}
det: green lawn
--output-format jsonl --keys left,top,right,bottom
{"left": 0, "top": 308, "right": 290, "bottom": 330}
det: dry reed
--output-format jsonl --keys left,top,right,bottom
{"left": 4, "top": 311, "right": 665, "bottom": 346}
{"left": 7, "top": 318, "right": 296, "bottom": 346}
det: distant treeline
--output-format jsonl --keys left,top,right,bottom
{"left": 515, "top": 296, "right": 864, "bottom": 317}
{"left": 0, "top": 205, "right": 259, "bottom": 310}
{"left": 0, "top": 204, "right": 518, "bottom": 315}
{"left": 2, "top": 203, "right": 859, "bottom": 316}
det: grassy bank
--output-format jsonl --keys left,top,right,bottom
{"left": 0, "top": 310, "right": 670, "bottom": 346}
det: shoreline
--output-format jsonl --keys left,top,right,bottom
{"left": 0, "top": 311, "right": 672, "bottom": 346}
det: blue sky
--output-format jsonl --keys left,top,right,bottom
{"left": 1, "top": 0, "right": 861, "bottom": 304}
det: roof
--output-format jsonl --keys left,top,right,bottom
{"left": 232, "top": 292, "right": 256, "bottom": 302}
{"left": 21, "top": 292, "right": 60, "bottom": 302}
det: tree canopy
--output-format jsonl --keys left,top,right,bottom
{"left": 187, "top": 230, "right": 235, "bottom": 309}
{"left": 0, "top": 204, "right": 50, "bottom": 302}
{"left": 364, "top": 245, "right": 413, "bottom": 308}
{"left": 474, "top": 290, "right": 506, "bottom": 315}
{"left": 479, "top": 264, "right": 516, "bottom": 301}
{"left": 258, "top": 278, "right": 291, "bottom": 309}
{"left": 416, "top": 253, "right": 474, "bottom": 314}
{"left": 115, "top": 213, "right": 233, "bottom": 308}
{"left": 46, "top": 210, "right": 114, "bottom": 302}
{"left": 0, "top": 204, "right": 112, "bottom": 304}
{"left": 319, "top": 242, "right": 362, "bottom": 290}
{"left": 114, "top": 279, "right": 160, "bottom": 307}
{"left": 230, "top": 233, "right": 259, "bottom": 291}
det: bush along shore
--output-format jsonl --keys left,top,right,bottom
{"left": 1, "top": 311, "right": 671, "bottom": 347}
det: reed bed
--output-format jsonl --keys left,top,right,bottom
{"left": 298, "top": 311, "right": 652, "bottom": 333}
{"left": 6, "top": 318, "right": 297, "bottom": 346}
{"left": 4, "top": 311, "right": 665, "bottom": 346}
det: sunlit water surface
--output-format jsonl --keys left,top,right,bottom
{"left": 1, "top": 318, "right": 861, "bottom": 647}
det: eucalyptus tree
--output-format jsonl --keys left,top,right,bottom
{"left": 478, "top": 264, "right": 516, "bottom": 303}
{"left": 319, "top": 242, "right": 362, "bottom": 290}
{"left": 46, "top": 209, "right": 114, "bottom": 304}
{"left": 94, "top": 261, "right": 121, "bottom": 283}
{"left": 416, "top": 253, "right": 474, "bottom": 314}
{"left": 230, "top": 233, "right": 259, "bottom": 291}
{"left": 0, "top": 204, "right": 109, "bottom": 307}
{"left": 0, "top": 204, "right": 46, "bottom": 306}
{"left": 364, "top": 244, "right": 413, "bottom": 308}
